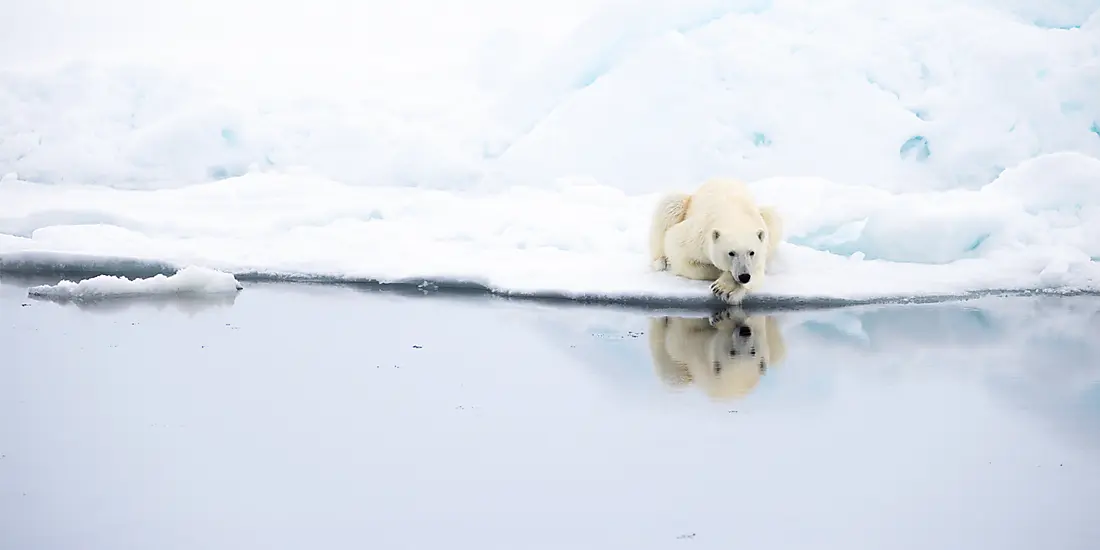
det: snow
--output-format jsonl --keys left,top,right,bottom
{"left": 25, "top": 266, "right": 243, "bottom": 301}
{"left": 1, "top": 0, "right": 1099, "bottom": 306}
{"left": 4, "top": 153, "right": 1100, "bottom": 305}
{"left": 482, "top": 0, "right": 1100, "bottom": 193}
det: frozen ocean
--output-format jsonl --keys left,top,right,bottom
{"left": 2, "top": 0, "right": 1100, "bottom": 548}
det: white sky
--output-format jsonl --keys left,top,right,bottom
{"left": 0, "top": 0, "right": 607, "bottom": 71}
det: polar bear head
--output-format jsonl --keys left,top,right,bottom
{"left": 696, "top": 312, "right": 786, "bottom": 399}
{"left": 707, "top": 220, "right": 769, "bottom": 285}
{"left": 648, "top": 309, "right": 787, "bottom": 401}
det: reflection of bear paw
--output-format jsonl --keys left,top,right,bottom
{"left": 708, "top": 308, "right": 731, "bottom": 327}
{"left": 651, "top": 257, "right": 668, "bottom": 271}
{"left": 709, "top": 306, "right": 747, "bottom": 327}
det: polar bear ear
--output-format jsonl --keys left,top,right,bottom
{"left": 757, "top": 229, "right": 765, "bottom": 241}
{"left": 712, "top": 229, "right": 721, "bottom": 240}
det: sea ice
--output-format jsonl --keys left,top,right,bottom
{"left": 3, "top": 151, "right": 1099, "bottom": 306}
{"left": 26, "top": 266, "right": 243, "bottom": 301}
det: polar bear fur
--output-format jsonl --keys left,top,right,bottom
{"left": 647, "top": 308, "right": 787, "bottom": 401}
{"left": 649, "top": 178, "right": 782, "bottom": 304}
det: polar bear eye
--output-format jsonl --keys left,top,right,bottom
{"left": 712, "top": 230, "right": 721, "bottom": 240}
{"left": 728, "top": 251, "right": 736, "bottom": 257}
{"left": 757, "top": 230, "right": 765, "bottom": 241}
{"left": 748, "top": 251, "right": 755, "bottom": 257}
{"left": 750, "top": 347, "right": 756, "bottom": 356}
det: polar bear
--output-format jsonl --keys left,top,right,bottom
{"left": 649, "top": 178, "right": 782, "bottom": 304}
{"left": 647, "top": 307, "right": 787, "bottom": 401}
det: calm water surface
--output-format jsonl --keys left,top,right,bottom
{"left": 2, "top": 275, "right": 1099, "bottom": 550}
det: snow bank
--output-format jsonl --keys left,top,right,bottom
{"left": 4, "top": 152, "right": 1099, "bottom": 306}
{"left": 26, "top": 266, "right": 243, "bottom": 301}
{"left": 483, "top": 0, "right": 1100, "bottom": 194}
{"left": 1, "top": 0, "right": 1096, "bottom": 194}
{"left": 0, "top": 63, "right": 487, "bottom": 190}
{"left": 0, "top": 0, "right": 598, "bottom": 190}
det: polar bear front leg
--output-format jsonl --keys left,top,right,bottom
{"left": 710, "top": 272, "right": 747, "bottom": 305}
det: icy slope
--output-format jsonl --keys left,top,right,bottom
{"left": 484, "top": 0, "right": 1100, "bottom": 193}
{"left": 1, "top": 1, "right": 1096, "bottom": 194}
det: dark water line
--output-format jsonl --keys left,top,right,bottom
{"left": 3, "top": 255, "right": 1098, "bottom": 315}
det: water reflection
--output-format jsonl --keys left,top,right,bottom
{"left": 635, "top": 295, "right": 1100, "bottom": 448}
{"left": 27, "top": 292, "right": 240, "bottom": 315}
{"left": 648, "top": 307, "right": 787, "bottom": 401}
{"left": 1, "top": 271, "right": 239, "bottom": 315}
{"left": 3, "top": 282, "right": 1099, "bottom": 550}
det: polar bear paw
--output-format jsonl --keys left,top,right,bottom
{"left": 710, "top": 273, "right": 747, "bottom": 305}
{"left": 651, "top": 256, "right": 669, "bottom": 271}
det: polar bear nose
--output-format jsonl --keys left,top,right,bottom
{"left": 737, "top": 273, "right": 751, "bottom": 284}
{"left": 738, "top": 325, "right": 752, "bottom": 338}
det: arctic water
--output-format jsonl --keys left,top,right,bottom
{"left": 2, "top": 277, "right": 1099, "bottom": 550}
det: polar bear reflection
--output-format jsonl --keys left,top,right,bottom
{"left": 648, "top": 308, "right": 787, "bottom": 400}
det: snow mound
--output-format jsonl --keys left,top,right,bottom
{"left": 0, "top": 63, "right": 486, "bottom": 190}
{"left": 2, "top": 0, "right": 1096, "bottom": 195}
{"left": 3, "top": 152, "right": 1099, "bottom": 307}
{"left": 26, "top": 266, "right": 243, "bottom": 301}
{"left": 483, "top": 0, "right": 1100, "bottom": 194}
